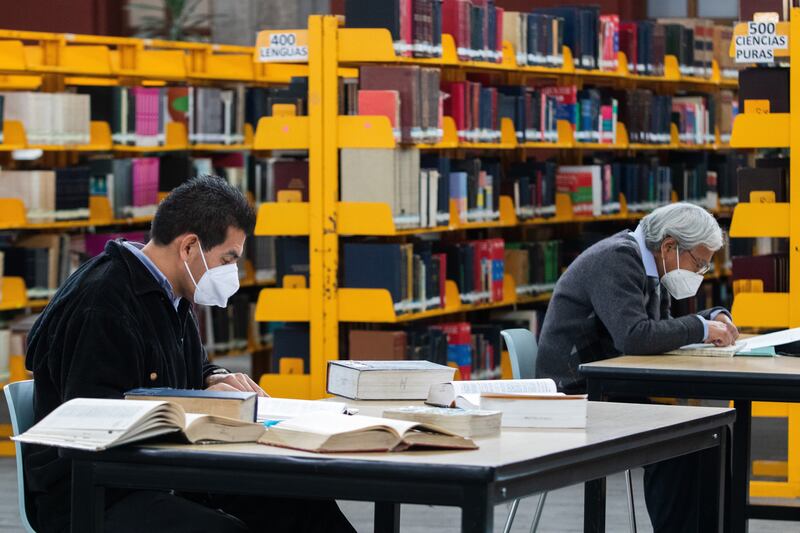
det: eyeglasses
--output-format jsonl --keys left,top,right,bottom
{"left": 686, "top": 249, "right": 712, "bottom": 275}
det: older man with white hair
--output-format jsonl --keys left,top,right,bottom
{"left": 537, "top": 202, "right": 738, "bottom": 533}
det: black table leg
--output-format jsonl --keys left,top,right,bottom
{"left": 731, "top": 400, "right": 751, "bottom": 533}
{"left": 374, "top": 502, "right": 400, "bottom": 533}
{"left": 461, "top": 485, "right": 493, "bottom": 533}
{"left": 71, "top": 460, "right": 104, "bottom": 533}
{"left": 584, "top": 478, "right": 607, "bottom": 533}
{"left": 698, "top": 427, "right": 727, "bottom": 533}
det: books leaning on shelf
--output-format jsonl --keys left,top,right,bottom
{"left": 383, "top": 406, "right": 501, "bottom": 438}
{"left": 124, "top": 388, "right": 258, "bottom": 422}
{"left": 13, "top": 398, "right": 266, "bottom": 451}
{"left": 426, "top": 378, "right": 558, "bottom": 407}
{"left": 326, "top": 360, "right": 456, "bottom": 400}
{"left": 258, "top": 413, "right": 477, "bottom": 453}
{"left": 456, "top": 392, "right": 589, "bottom": 429}
{"left": 1, "top": 91, "right": 90, "bottom": 146}
{"left": 665, "top": 328, "right": 800, "bottom": 358}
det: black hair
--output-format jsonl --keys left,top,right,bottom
{"left": 150, "top": 175, "right": 256, "bottom": 249}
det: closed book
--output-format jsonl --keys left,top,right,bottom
{"left": 383, "top": 406, "right": 501, "bottom": 438}
{"left": 258, "top": 412, "right": 476, "bottom": 453}
{"left": 358, "top": 90, "right": 401, "bottom": 141}
{"left": 273, "top": 159, "right": 309, "bottom": 201}
{"left": 740, "top": 0, "right": 789, "bottom": 21}
{"left": 738, "top": 67, "right": 789, "bottom": 113}
{"left": 737, "top": 167, "right": 787, "bottom": 203}
{"left": 275, "top": 237, "right": 309, "bottom": 287}
{"left": 273, "top": 324, "right": 310, "bottom": 373}
{"left": 326, "top": 360, "right": 455, "bottom": 400}
{"left": 124, "top": 388, "right": 257, "bottom": 422}
{"left": 732, "top": 254, "right": 787, "bottom": 292}
{"left": 426, "top": 378, "right": 557, "bottom": 407}
{"left": 349, "top": 330, "right": 408, "bottom": 361}
{"left": 343, "top": 242, "right": 404, "bottom": 304}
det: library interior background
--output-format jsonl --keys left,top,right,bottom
{"left": 0, "top": 0, "right": 798, "bottom": 531}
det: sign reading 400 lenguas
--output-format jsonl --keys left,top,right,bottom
{"left": 255, "top": 30, "right": 309, "bottom": 62}
{"left": 735, "top": 21, "right": 788, "bottom": 63}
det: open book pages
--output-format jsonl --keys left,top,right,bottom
{"left": 257, "top": 397, "right": 348, "bottom": 424}
{"left": 257, "top": 413, "right": 478, "bottom": 453}
{"left": 455, "top": 392, "right": 588, "bottom": 429}
{"left": 13, "top": 398, "right": 265, "bottom": 451}
{"left": 666, "top": 327, "right": 800, "bottom": 357}
{"left": 382, "top": 406, "right": 502, "bottom": 438}
{"left": 426, "top": 378, "right": 557, "bottom": 407}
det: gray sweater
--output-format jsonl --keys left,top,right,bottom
{"left": 537, "top": 231, "right": 725, "bottom": 394}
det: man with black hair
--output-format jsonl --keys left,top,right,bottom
{"left": 25, "top": 176, "right": 355, "bottom": 533}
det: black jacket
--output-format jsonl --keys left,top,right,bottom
{"left": 24, "top": 239, "right": 224, "bottom": 532}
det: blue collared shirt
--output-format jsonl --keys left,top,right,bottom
{"left": 631, "top": 225, "right": 718, "bottom": 341}
{"left": 122, "top": 241, "right": 181, "bottom": 310}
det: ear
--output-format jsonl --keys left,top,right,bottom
{"left": 177, "top": 234, "right": 199, "bottom": 262}
{"left": 660, "top": 236, "right": 677, "bottom": 255}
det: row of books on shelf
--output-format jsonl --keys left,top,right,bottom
{"left": 0, "top": 80, "right": 308, "bottom": 148}
{"left": 344, "top": 1, "right": 738, "bottom": 79}
{"left": 347, "top": 65, "right": 737, "bottom": 147}
{"left": 0, "top": 152, "right": 308, "bottom": 224}
{"left": 340, "top": 151, "right": 742, "bottom": 229}
{"left": 0, "top": 232, "right": 275, "bottom": 300}
{"left": 197, "top": 292, "right": 270, "bottom": 355}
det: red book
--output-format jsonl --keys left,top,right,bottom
{"left": 489, "top": 238, "right": 505, "bottom": 302}
{"left": 442, "top": 0, "right": 470, "bottom": 60}
{"left": 358, "top": 90, "right": 401, "bottom": 141}
{"left": 273, "top": 160, "right": 309, "bottom": 202}
{"left": 398, "top": 0, "right": 413, "bottom": 57}
{"left": 435, "top": 253, "right": 447, "bottom": 308}
{"left": 167, "top": 87, "right": 189, "bottom": 128}
{"left": 619, "top": 22, "right": 638, "bottom": 73}
{"left": 433, "top": 322, "right": 472, "bottom": 381}
{"left": 443, "top": 81, "right": 466, "bottom": 140}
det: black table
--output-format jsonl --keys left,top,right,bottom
{"left": 65, "top": 402, "right": 733, "bottom": 533}
{"left": 581, "top": 354, "right": 800, "bottom": 533}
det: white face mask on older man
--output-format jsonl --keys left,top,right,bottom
{"left": 660, "top": 249, "right": 704, "bottom": 300}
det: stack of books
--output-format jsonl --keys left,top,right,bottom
{"left": 0, "top": 170, "right": 89, "bottom": 223}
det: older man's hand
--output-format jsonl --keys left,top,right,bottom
{"left": 715, "top": 313, "right": 739, "bottom": 341}
{"left": 206, "top": 372, "right": 268, "bottom": 397}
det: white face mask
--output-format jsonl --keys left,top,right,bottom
{"left": 184, "top": 241, "right": 239, "bottom": 307}
{"left": 660, "top": 248, "right": 704, "bottom": 300}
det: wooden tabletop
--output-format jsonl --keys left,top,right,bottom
{"left": 131, "top": 402, "right": 732, "bottom": 470}
{"left": 581, "top": 354, "right": 800, "bottom": 380}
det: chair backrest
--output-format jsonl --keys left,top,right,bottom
{"left": 500, "top": 329, "right": 538, "bottom": 380}
{"left": 4, "top": 380, "right": 37, "bottom": 532}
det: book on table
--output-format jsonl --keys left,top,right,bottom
{"left": 124, "top": 388, "right": 257, "bottom": 422}
{"left": 665, "top": 327, "right": 800, "bottom": 357}
{"left": 327, "top": 360, "right": 456, "bottom": 400}
{"left": 382, "top": 406, "right": 501, "bottom": 438}
{"left": 13, "top": 398, "right": 266, "bottom": 451}
{"left": 426, "top": 378, "right": 558, "bottom": 407}
{"left": 455, "top": 392, "right": 588, "bottom": 429}
{"left": 258, "top": 412, "right": 477, "bottom": 453}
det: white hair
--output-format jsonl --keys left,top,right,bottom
{"left": 640, "top": 203, "right": 723, "bottom": 252}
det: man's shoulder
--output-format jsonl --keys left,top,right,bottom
{"left": 49, "top": 249, "right": 135, "bottom": 313}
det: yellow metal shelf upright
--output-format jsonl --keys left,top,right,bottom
{"left": 728, "top": 9, "right": 800, "bottom": 501}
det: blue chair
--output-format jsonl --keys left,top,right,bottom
{"left": 500, "top": 329, "right": 637, "bottom": 533}
{"left": 4, "top": 379, "right": 37, "bottom": 532}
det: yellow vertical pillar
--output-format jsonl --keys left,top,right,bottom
{"left": 792, "top": 11, "right": 800, "bottom": 329}
{"left": 307, "top": 16, "right": 327, "bottom": 399}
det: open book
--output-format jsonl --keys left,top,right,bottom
{"left": 426, "top": 378, "right": 557, "bottom": 407}
{"left": 665, "top": 327, "right": 800, "bottom": 357}
{"left": 13, "top": 398, "right": 266, "bottom": 451}
{"left": 456, "top": 392, "right": 588, "bottom": 429}
{"left": 258, "top": 413, "right": 478, "bottom": 453}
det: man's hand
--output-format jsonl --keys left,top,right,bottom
{"left": 707, "top": 321, "right": 736, "bottom": 347}
{"left": 206, "top": 372, "right": 268, "bottom": 397}
{"left": 715, "top": 313, "right": 739, "bottom": 341}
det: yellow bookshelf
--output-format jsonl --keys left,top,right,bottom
{"left": 251, "top": 16, "right": 739, "bottom": 400}
{"left": 728, "top": 9, "right": 800, "bottom": 501}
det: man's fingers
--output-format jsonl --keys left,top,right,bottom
{"left": 207, "top": 382, "right": 240, "bottom": 392}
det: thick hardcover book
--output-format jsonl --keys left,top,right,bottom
{"left": 124, "top": 388, "right": 257, "bottom": 422}
{"left": 326, "top": 359, "right": 455, "bottom": 400}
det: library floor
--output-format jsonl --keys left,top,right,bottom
{"left": 0, "top": 419, "right": 794, "bottom": 532}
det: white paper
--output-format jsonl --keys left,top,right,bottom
{"left": 257, "top": 398, "right": 347, "bottom": 423}
{"left": 741, "top": 327, "right": 800, "bottom": 351}
{"left": 451, "top": 379, "right": 557, "bottom": 395}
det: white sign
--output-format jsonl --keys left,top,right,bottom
{"left": 256, "top": 31, "right": 309, "bottom": 63}
{"left": 735, "top": 21, "right": 788, "bottom": 63}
